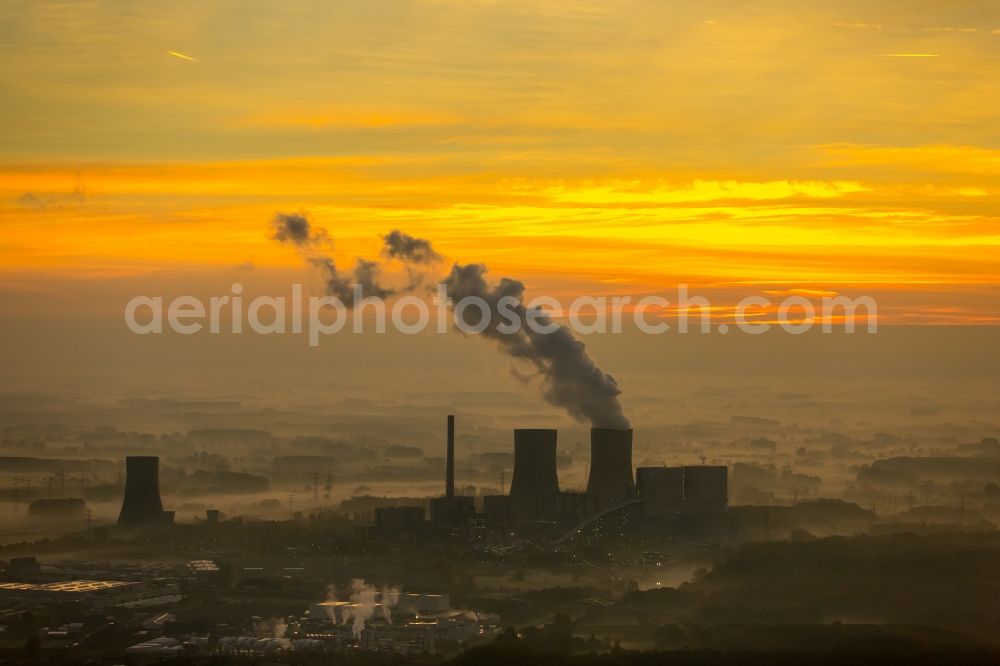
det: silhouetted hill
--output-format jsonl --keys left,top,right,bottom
{"left": 611, "top": 532, "right": 1000, "bottom": 638}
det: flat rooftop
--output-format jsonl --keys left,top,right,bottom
{"left": 0, "top": 580, "right": 137, "bottom": 593}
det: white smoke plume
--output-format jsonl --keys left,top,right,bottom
{"left": 328, "top": 579, "right": 403, "bottom": 639}
{"left": 343, "top": 578, "right": 378, "bottom": 639}
{"left": 381, "top": 585, "right": 401, "bottom": 623}
{"left": 253, "top": 617, "right": 290, "bottom": 647}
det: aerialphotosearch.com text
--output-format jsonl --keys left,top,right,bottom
{"left": 124, "top": 283, "right": 878, "bottom": 346}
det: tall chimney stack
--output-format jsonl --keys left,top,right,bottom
{"left": 446, "top": 414, "right": 455, "bottom": 498}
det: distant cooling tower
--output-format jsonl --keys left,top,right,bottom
{"left": 509, "top": 429, "right": 560, "bottom": 523}
{"left": 586, "top": 428, "right": 634, "bottom": 508}
{"left": 117, "top": 456, "right": 171, "bottom": 527}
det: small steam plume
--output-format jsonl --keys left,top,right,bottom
{"left": 271, "top": 212, "right": 390, "bottom": 306}
{"left": 253, "top": 617, "right": 290, "bottom": 646}
{"left": 381, "top": 585, "right": 401, "bottom": 623}
{"left": 343, "top": 578, "right": 377, "bottom": 639}
{"left": 444, "top": 263, "right": 630, "bottom": 429}
{"left": 338, "top": 580, "right": 400, "bottom": 637}
{"left": 318, "top": 583, "right": 339, "bottom": 623}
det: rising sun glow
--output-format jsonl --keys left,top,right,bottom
{"left": 1, "top": 1, "right": 998, "bottom": 323}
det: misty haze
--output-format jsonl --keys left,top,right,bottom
{"left": 2, "top": 1, "right": 1000, "bottom": 664}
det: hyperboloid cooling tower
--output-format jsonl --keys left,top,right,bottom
{"left": 509, "top": 429, "right": 560, "bottom": 523}
{"left": 117, "top": 456, "right": 171, "bottom": 527}
{"left": 586, "top": 428, "right": 634, "bottom": 508}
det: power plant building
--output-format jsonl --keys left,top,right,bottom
{"left": 431, "top": 415, "right": 475, "bottom": 530}
{"left": 375, "top": 506, "right": 426, "bottom": 539}
{"left": 637, "top": 465, "right": 727, "bottom": 515}
{"left": 430, "top": 496, "right": 475, "bottom": 529}
{"left": 553, "top": 491, "right": 598, "bottom": 526}
{"left": 682, "top": 465, "right": 728, "bottom": 512}
{"left": 422, "top": 415, "right": 727, "bottom": 539}
{"left": 482, "top": 494, "right": 511, "bottom": 529}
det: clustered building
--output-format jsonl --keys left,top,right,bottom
{"left": 300, "top": 592, "right": 481, "bottom": 654}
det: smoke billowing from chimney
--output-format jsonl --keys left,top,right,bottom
{"left": 344, "top": 578, "right": 377, "bottom": 638}
{"left": 270, "top": 212, "right": 328, "bottom": 246}
{"left": 272, "top": 214, "right": 629, "bottom": 429}
{"left": 271, "top": 212, "right": 391, "bottom": 306}
{"left": 338, "top": 578, "right": 400, "bottom": 638}
{"left": 381, "top": 228, "right": 442, "bottom": 290}
{"left": 381, "top": 585, "right": 401, "bottom": 623}
{"left": 443, "top": 263, "right": 630, "bottom": 429}
{"left": 382, "top": 229, "right": 441, "bottom": 264}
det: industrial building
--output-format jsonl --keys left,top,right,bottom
{"left": 374, "top": 505, "right": 426, "bottom": 539}
{"left": 304, "top": 592, "right": 473, "bottom": 654}
{"left": 309, "top": 592, "right": 451, "bottom": 625}
{"left": 482, "top": 494, "right": 511, "bottom": 528}
{"left": 429, "top": 415, "right": 477, "bottom": 530}
{"left": 0, "top": 579, "right": 181, "bottom": 608}
{"left": 360, "top": 621, "right": 437, "bottom": 654}
{"left": 357, "top": 414, "right": 727, "bottom": 542}
{"left": 637, "top": 465, "right": 728, "bottom": 514}
{"left": 28, "top": 497, "right": 86, "bottom": 518}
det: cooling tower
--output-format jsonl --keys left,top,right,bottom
{"left": 586, "top": 428, "right": 634, "bottom": 508}
{"left": 117, "top": 456, "right": 170, "bottom": 527}
{"left": 509, "top": 429, "right": 560, "bottom": 523}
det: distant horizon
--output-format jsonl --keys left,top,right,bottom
{"left": 3, "top": 1, "right": 1000, "bottom": 328}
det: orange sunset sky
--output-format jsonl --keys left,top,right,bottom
{"left": 2, "top": 0, "right": 999, "bottom": 324}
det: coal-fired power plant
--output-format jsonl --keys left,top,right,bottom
{"left": 117, "top": 456, "right": 173, "bottom": 527}
{"left": 509, "top": 429, "right": 560, "bottom": 523}
{"left": 586, "top": 428, "right": 634, "bottom": 509}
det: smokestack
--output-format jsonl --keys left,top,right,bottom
{"left": 509, "top": 429, "right": 560, "bottom": 523}
{"left": 446, "top": 414, "right": 455, "bottom": 499}
{"left": 117, "top": 456, "right": 171, "bottom": 527}
{"left": 586, "top": 428, "right": 634, "bottom": 509}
